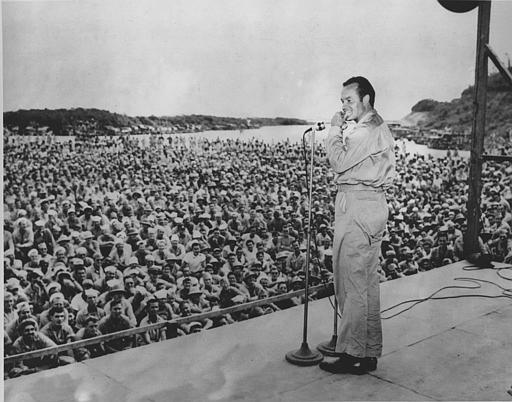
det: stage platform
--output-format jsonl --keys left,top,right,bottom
{"left": 5, "top": 260, "right": 512, "bottom": 402}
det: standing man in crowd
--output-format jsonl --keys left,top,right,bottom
{"left": 320, "top": 76, "right": 395, "bottom": 375}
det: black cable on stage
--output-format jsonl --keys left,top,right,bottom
{"left": 380, "top": 266, "right": 512, "bottom": 320}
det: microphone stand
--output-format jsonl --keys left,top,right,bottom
{"left": 317, "top": 297, "right": 343, "bottom": 356}
{"left": 285, "top": 126, "right": 324, "bottom": 366}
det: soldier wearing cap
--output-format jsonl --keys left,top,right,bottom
{"left": 23, "top": 267, "right": 47, "bottom": 314}
{"left": 33, "top": 220, "right": 56, "bottom": 256}
{"left": 74, "top": 315, "right": 106, "bottom": 360}
{"left": 139, "top": 298, "right": 167, "bottom": 344}
{"left": 243, "top": 272, "right": 270, "bottom": 317}
{"left": 6, "top": 302, "right": 35, "bottom": 342}
{"left": 108, "top": 237, "right": 133, "bottom": 269}
{"left": 4, "top": 292, "right": 18, "bottom": 327}
{"left": 13, "top": 217, "right": 34, "bottom": 264}
{"left": 418, "top": 256, "right": 432, "bottom": 272}
{"left": 398, "top": 247, "right": 418, "bottom": 276}
{"left": 103, "top": 280, "right": 136, "bottom": 326}
{"left": 277, "top": 225, "right": 295, "bottom": 252}
{"left": 187, "top": 286, "right": 211, "bottom": 313}
{"left": 181, "top": 241, "right": 206, "bottom": 276}
{"left": 207, "top": 227, "right": 226, "bottom": 250}
{"left": 36, "top": 242, "right": 52, "bottom": 274}
{"left": 80, "top": 230, "right": 101, "bottom": 257}
{"left": 286, "top": 240, "right": 306, "bottom": 274}
{"left": 10, "top": 318, "right": 58, "bottom": 376}
{"left": 38, "top": 292, "right": 70, "bottom": 328}
{"left": 177, "top": 300, "right": 213, "bottom": 334}
{"left": 430, "top": 227, "right": 457, "bottom": 268}
{"left": 40, "top": 306, "right": 76, "bottom": 364}
{"left": 98, "top": 298, "right": 134, "bottom": 353}
{"left": 152, "top": 239, "right": 171, "bottom": 266}
{"left": 54, "top": 265, "right": 82, "bottom": 300}
{"left": 75, "top": 288, "right": 106, "bottom": 328}
{"left": 169, "top": 234, "right": 186, "bottom": 259}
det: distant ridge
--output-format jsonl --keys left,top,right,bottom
{"left": 401, "top": 68, "right": 512, "bottom": 135}
{"left": 2, "top": 108, "right": 310, "bottom": 135}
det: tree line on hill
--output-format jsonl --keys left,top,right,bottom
{"left": 410, "top": 69, "right": 512, "bottom": 136}
{"left": 3, "top": 108, "right": 309, "bottom": 136}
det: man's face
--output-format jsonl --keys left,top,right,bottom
{"left": 124, "top": 278, "right": 135, "bottom": 290}
{"left": 181, "top": 303, "right": 191, "bottom": 316}
{"left": 4, "top": 295, "right": 14, "bottom": 310}
{"left": 23, "top": 324, "right": 37, "bottom": 342}
{"left": 112, "top": 304, "right": 123, "bottom": 317}
{"left": 438, "top": 235, "right": 448, "bottom": 246}
{"left": 86, "top": 295, "right": 97, "bottom": 306}
{"left": 341, "top": 83, "right": 369, "bottom": 122}
{"left": 51, "top": 311, "right": 65, "bottom": 326}
{"left": 38, "top": 245, "right": 47, "bottom": 256}
{"left": 148, "top": 301, "right": 159, "bottom": 315}
{"left": 19, "top": 307, "right": 32, "bottom": 320}
{"left": 52, "top": 298, "right": 64, "bottom": 309}
{"left": 75, "top": 268, "right": 86, "bottom": 282}
{"left": 86, "top": 321, "right": 99, "bottom": 331}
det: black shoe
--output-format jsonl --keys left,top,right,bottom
{"left": 319, "top": 355, "right": 377, "bottom": 375}
{"left": 361, "top": 357, "right": 377, "bottom": 372}
{"left": 319, "top": 354, "right": 362, "bottom": 375}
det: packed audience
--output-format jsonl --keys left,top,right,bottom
{"left": 3, "top": 133, "right": 512, "bottom": 377}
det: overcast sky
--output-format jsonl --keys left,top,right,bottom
{"left": 2, "top": 0, "right": 511, "bottom": 120}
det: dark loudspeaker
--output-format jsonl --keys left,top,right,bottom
{"left": 438, "top": 0, "right": 479, "bottom": 13}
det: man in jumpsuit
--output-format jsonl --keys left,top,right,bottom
{"left": 319, "top": 76, "right": 395, "bottom": 374}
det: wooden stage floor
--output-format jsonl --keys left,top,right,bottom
{"left": 5, "top": 260, "right": 512, "bottom": 401}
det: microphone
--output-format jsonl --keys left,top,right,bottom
{"left": 304, "top": 122, "right": 326, "bottom": 134}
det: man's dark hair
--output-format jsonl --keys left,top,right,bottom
{"left": 49, "top": 306, "right": 65, "bottom": 317}
{"left": 343, "top": 76, "right": 376, "bottom": 107}
{"left": 110, "top": 299, "right": 123, "bottom": 308}
{"left": 85, "top": 315, "right": 99, "bottom": 324}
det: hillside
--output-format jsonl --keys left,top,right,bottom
{"left": 2, "top": 108, "right": 309, "bottom": 136}
{"left": 402, "top": 69, "right": 512, "bottom": 135}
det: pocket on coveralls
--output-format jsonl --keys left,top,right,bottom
{"left": 353, "top": 196, "right": 388, "bottom": 246}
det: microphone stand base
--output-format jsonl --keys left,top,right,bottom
{"left": 317, "top": 335, "right": 343, "bottom": 357}
{"left": 286, "top": 342, "right": 324, "bottom": 366}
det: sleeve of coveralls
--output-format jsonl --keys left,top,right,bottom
{"left": 325, "top": 125, "right": 385, "bottom": 174}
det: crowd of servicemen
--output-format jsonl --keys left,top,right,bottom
{"left": 3, "top": 133, "right": 511, "bottom": 378}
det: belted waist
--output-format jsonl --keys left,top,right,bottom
{"left": 336, "top": 183, "right": 384, "bottom": 192}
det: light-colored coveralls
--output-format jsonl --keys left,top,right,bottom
{"left": 325, "top": 110, "right": 395, "bottom": 358}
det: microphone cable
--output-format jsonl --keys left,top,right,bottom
{"left": 380, "top": 264, "right": 512, "bottom": 320}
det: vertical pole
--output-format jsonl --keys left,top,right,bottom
{"left": 302, "top": 129, "right": 315, "bottom": 342}
{"left": 464, "top": 1, "right": 491, "bottom": 258}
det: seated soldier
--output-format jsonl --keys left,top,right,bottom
{"left": 40, "top": 306, "right": 76, "bottom": 365}
{"left": 10, "top": 318, "right": 58, "bottom": 377}
{"left": 138, "top": 298, "right": 167, "bottom": 345}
